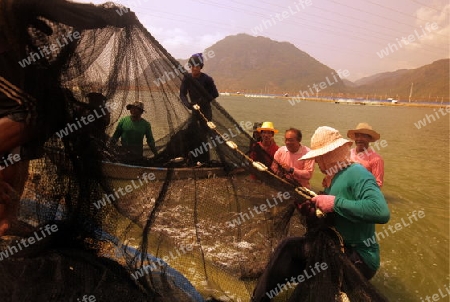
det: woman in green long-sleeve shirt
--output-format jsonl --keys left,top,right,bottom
{"left": 324, "top": 163, "right": 389, "bottom": 273}
{"left": 302, "top": 126, "right": 390, "bottom": 278}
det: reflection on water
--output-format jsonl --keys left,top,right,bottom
{"left": 219, "top": 96, "right": 450, "bottom": 301}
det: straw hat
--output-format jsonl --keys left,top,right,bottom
{"left": 347, "top": 123, "right": 380, "bottom": 142}
{"left": 126, "top": 101, "right": 145, "bottom": 112}
{"left": 256, "top": 121, "right": 278, "bottom": 133}
{"left": 300, "top": 126, "right": 352, "bottom": 160}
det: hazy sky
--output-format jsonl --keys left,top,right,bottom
{"left": 76, "top": 0, "right": 449, "bottom": 81}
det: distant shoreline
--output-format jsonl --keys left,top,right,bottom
{"left": 220, "top": 93, "right": 449, "bottom": 108}
{"left": 295, "top": 97, "right": 449, "bottom": 108}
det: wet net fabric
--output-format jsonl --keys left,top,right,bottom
{"left": 0, "top": 1, "right": 388, "bottom": 301}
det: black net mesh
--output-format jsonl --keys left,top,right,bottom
{"left": 0, "top": 1, "right": 388, "bottom": 301}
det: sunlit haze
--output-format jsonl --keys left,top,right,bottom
{"left": 75, "top": 0, "right": 449, "bottom": 81}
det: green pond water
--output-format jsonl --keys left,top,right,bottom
{"left": 216, "top": 96, "right": 450, "bottom": 301}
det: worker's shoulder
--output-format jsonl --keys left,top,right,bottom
{"left": 140, "top": 118, "right": 151, "bottom": 126}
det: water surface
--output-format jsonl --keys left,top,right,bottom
{"left": 218, "top": 96, "right": 450, "bottom": 301}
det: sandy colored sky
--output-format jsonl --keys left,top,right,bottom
{"left": 76, "top": 0, "right": 449, "bottom": 81}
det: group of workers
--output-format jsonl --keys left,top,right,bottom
{"left": 250, "top": 121, "right": 384, "bottom": 188}
{"left": 249, "top": 121, "right": 389, "bottom": 300}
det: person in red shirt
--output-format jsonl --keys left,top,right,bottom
{"left": 347, "top": 123, "right": 384, "bottom": 187}
{"left": 249, "top": 121, "right": 279, "bottom": 169}
{"left": 271, "top": 128, "right": 314, "bottom": 188}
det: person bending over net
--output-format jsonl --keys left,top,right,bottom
{"left": 252, "top": 126, "right": 390, "bottom": 301}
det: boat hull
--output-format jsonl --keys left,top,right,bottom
{"left": 101, "top": 161, "right": 228, "bottom": 180}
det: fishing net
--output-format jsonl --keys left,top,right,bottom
{"left": 0, "top": 1, "right": 388, "bottom": 301}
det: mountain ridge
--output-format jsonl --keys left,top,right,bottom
{"left": 350, "top": 59, "right": 449, "bottom": 101}
{"left": 177, "top": 34, "right": 449, "bottom": 101}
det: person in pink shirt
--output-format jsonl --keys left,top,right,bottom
{"left": 271, "top": 128, "right": 314, "bottom": 188}
{"left": 347, "top": 123, "right": 384, "bottom": 187}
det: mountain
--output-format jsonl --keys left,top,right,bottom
{"left": 342, "top": 79, "right": 357, "bottom": 88}
{"left": 353, "top": 70, "right": 410, "bottom": 86}
{"left": 350, "top": 59, "right": 449, "bottom": 101}
{"left": 175, "top": 34, "right": 448, "bottom": 102}
{"left": 196, "top": 34, "right": 347, "bottom": 96}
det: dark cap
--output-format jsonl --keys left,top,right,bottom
{"left": 126, "top": 101, "right": 145, "bottom": 112}
{"left": 188, "top": 53, "right": 204, "bottom": 68}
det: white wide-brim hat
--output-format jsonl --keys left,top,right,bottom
{"left": 300, "top": 126, "right": 353, "bottom": 160}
